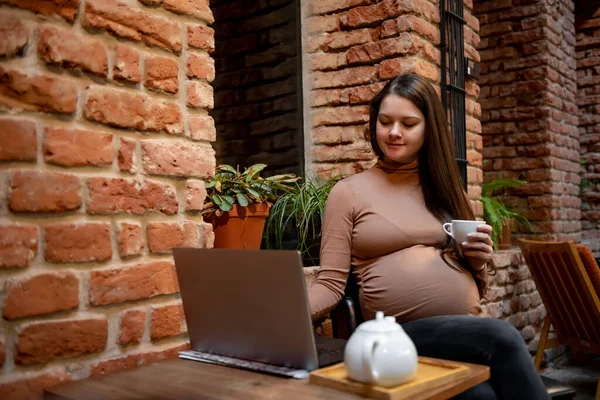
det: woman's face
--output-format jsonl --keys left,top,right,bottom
{"left": 375, "top": 94, "right": 426, "bottom": 164}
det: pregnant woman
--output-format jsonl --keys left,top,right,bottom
{"left": 308, "top": 74, "right": 550, "bottom": 399}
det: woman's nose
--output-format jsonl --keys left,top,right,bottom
{"left": 389, "top": 122, "right": 402, "bottom": 136}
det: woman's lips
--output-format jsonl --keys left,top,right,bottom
{"left": 386, "top": 143, "right": 405, "bottom": 146}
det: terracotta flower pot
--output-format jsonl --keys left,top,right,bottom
{"left": 497, "top": 219, "right": 512, "bottom": 250}
{"left": 211, "top": 203, "right": 271, "bottom": 249}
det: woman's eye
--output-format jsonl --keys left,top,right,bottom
{"left": 379, "top": 120, "right": 391, "bottom": 125}
{"left": 404, "top": 124, "right": 416, "bottom": 128}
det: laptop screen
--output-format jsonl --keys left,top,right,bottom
{"left": 173, "top": 248, "right": 319, "bottom": 371}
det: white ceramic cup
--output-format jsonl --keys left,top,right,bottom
{"left": 442, "top": 220, "right": 486, "bottom": 245}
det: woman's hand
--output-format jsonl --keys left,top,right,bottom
{"left": 462, "top": 224, "right": 494, "bottom": 271}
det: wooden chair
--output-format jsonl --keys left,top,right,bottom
{"left": 518, "top": 239, "right": 600, "bottom": 399}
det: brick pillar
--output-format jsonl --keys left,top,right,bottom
{"left": 475, "top": 0, "right": 581, "bottom": 241}
{"left": 211, "top": 0, "right": 302, "bottom": 175}
{"left": 0, "top": 0, "right": 215, "bottom": 396}
{"left": 576, "top": 3, "right": 600, "bottom": 256}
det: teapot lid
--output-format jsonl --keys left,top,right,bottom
{"left": 356, "top": 311, "right": 401, "bottom": 333}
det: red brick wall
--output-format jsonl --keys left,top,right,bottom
{"left": 301, "top": 0, "right": 440, "bottom": 178}
{"left": 0, "top": 0, "right": 215, "bottom": 397}
{"left": 475, "top": 0, "right": 581, "bottom": 241}
{"left": 482, "top": 250, "right": 548, "bottom": 352}
{"left": 301, "top": 0, "right": 484, "bottom": 214}
{"left": 576, "top": 3, "right": 600, "bottom": 256}
{"left": 211, "top": 0, "right": 303, "bottom": 175}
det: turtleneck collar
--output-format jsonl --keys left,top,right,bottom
{"left": 375, "top": 157, "right": 419, "bottom": 175}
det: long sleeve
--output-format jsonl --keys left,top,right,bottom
{"left": 308, "top": 180, "right": 355, "bottom": 322}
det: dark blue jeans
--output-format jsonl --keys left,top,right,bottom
{"left": 401, "top": 315, "right": 550, "bottom": 400}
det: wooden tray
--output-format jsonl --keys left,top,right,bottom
{"left": 309, "top": 357, "right": 470, "bottom": 400}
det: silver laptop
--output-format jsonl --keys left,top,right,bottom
{"left": 172, "top": 248, "right": 345, "bottom": 378}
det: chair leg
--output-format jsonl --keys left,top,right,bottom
{"left": 535, "top": 316, "right": 551, "bottom": 370}
{"left": 595, "top": 377, "right": 599, "bottom": 400}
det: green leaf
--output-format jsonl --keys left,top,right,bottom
{"left": 246, "top": 188, "right": 262, "bottom": 199}
{"left": 481, "top": 197, "right": 502, "bottom": 249}
{"left": 245, "top": 164, "right": 267, "bottom": 180}
{"left": 236, "top": 193, "right": 249, "bottom": 207}
{"left": 265, "top": 174, "right": 302, "bottom": 183}
{"left": 217, "top": 195, "right": 233, "bottom": 212}
{"left": 212, "top": 194, "right": 224, "bottom": 209}
{"left": 217, "top": 165, "right": 237, "bottom": 174}
{"left": 482, "top": 179, "right": 526, "bottom": 197}
{"left": 221, "top": 195, "right": 235, "bottom": 206}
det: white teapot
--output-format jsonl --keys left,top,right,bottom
{"left": 344, "top": 311, "right": 418, "bottom": 387}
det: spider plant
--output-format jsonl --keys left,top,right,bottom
{"left": 263, "top": 175, "right": 341, "bottom": 266}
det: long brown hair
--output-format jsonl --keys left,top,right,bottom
{"left": 368, "top": 74, "right": 489, "bottom": 297}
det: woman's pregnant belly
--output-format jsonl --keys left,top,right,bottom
{"left": 357, "top": 245, "right": 482, "bottom": 322}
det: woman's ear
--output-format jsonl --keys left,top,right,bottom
{"left": 363, "top": 125, "right": 371, "bottom": 141}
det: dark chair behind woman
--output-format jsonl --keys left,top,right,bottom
{"left": 330, "top": 273, "right": 363, "bottom": 340}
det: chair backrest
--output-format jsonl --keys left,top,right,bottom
{"left": 330, "top": 272, "right": 364, "bottom": 339}
{"left": 519, "top": 239, "right": 600, "bottom": 354}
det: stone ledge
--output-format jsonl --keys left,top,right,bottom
{"left": 492, "top": 248, "right": 523, "bottom": 268}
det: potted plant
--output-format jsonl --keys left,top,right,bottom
{"left": 263, "top": 174, "right": 341, "bottom": 266}
{"left": 202, "top": 164, "right": 300, "bottom": 249}
{"left": 481, "top": 178, "right": 532, "bottom": 250}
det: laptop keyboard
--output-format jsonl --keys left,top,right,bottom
{"left": 179, "top": 350, "right": 310, "bottom": 379}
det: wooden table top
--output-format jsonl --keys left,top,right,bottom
{"left": 44, "top": 358, "right": 490, "bottom": 400}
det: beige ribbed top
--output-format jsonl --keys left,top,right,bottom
{"left": 308, "top": 159, "right": 483, "bottom": 323}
